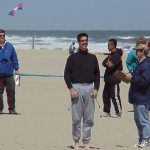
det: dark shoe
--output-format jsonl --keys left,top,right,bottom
{"left": 9, "top": 109, "right": 18, "bottom": 115}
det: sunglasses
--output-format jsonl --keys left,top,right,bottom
{"left": 0, "top": 34, "right": 5, "bottom": 37}
{"left": 136, "top": 49, "right": 143, "bottom": 53}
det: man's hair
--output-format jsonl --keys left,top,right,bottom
{"left": 77, "top": 33, "right": 88, "bottom": 42}
{"left": 109, "top": 38, "right": 117, "bottom": 48}
{"left": 0, "top": 29, "right": 5, "bottom": 34}
{"left": 136, "top": 36, "right": 146, "bottom": 46}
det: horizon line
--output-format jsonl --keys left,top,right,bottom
{"left": 5, "top": 29, "right": 150, "bottom": 32}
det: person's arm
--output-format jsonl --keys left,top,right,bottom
{"left": 94, "top": 57, "right": 100, "bottom": 90}
{"left": 64, "top": 56, "right": 73, "bottom": 89}
{"left": 131, "top": 66, "right": 150, "bottom": 88}
{"left": 102, "top": 57, "right": 109, "bottom": 67}
{"left": 105, "top": 52, "right": 121, "bottom": 69}
{"left": 64, "top": 56, "right": 79, "bottom": 99}
{"left": 91, "top": 57, "right": 100, "bottom": 98}
{"left": 10, "top": 45, "right": 19, "bottom": 74}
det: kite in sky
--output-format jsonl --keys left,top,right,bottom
{"left": 8, "top": 3, "right": 23, "bottom": 17}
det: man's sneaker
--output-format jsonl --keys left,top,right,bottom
{"left": 9, "top": 109, "right": 18, "bottom": 115}
{"left": 100, "top": 112, "right": 111, "bottom": 117}
{"left": 112, "top": 113, "right": 121, "bottom": 118}
{"left": 138, "top": 140, "right": 149, "bottom": 148}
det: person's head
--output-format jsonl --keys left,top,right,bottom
{"left": 77, "top": 33, "right": 88, "bottom": 51}
{"left": 0, "top": 29, "right": 5, "bottom": 45}
{"left": 134, "top": 44, "right": 149, "bottom": 60}
{"left": 108, "top": 38, "right": 117, "bottom": 52}
{"left": 136, "top": 36, "right": 146, "bottom": 46}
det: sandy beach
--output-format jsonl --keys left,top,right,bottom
{"left": 0, "top": 49, "right": 147, "bottom": 150}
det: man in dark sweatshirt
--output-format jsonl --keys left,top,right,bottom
{"left": 64, "top": 33, "right": 100, "bottom": 150}
{"left": 101, "top": 39, "right": 123, "bottom": 118}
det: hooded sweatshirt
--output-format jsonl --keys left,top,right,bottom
{"left": 129, "top": 57, "right": 150, "bottom": 104}
{"left": 102, "top": 48, "right": 123, "bottom": 84}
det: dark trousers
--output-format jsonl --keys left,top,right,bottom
{"left": 103, "top": 82, "right": 122, "bottom": 114}
{"left": 0, "top": 76, "right": 15, "bottom": 110}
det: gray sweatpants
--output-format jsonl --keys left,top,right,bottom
{"left": 71, "top": 83, "right": 95, "bottom": 143}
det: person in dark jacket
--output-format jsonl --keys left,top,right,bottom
{"left": 64, "top": 33, "right": 100, "bottom": 150}
{"left": 126, "top": 44, "right": 150, "bottom": 148}
{"left": 101, "top": 39, "right": 123, "bottom": 118}
{"left": 0, "top": 29, "right": 20, "bottom": 115}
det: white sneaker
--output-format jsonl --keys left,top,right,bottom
{"left": 133, "top": 140, "right": 142, "bottom": 147}
{"left": 100, "top": 112, "right": 111, "bottom": 117}
{"left": 112, "top": 113, "right": 121, "bottom": 118}
{"left": 138, "top": 140, "right": 149, "bottom": 148}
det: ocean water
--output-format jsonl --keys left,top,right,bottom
{"left": 5, "top": 30, "right": 150, "bottom": 52}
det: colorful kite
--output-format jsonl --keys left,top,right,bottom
{"left": 16, "top": 3, "right": 23, "bottom": 10}
{"left": 8, "top": 3, "right": 23, "bottom": 17}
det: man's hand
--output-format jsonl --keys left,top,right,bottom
{"left": 91, "top": 89, "right": 98, "bottom": 98}
{"left": 70, "top": 88, "right": 78, "bottom": 99}
{"left": 125, "top": 73, "right": 132, "bottom": 82}
{"left": 15, "top": 70, "right": 20, "bottom": 75}
{"left": 106, "top": 59, "right": 113, "bottom": 68}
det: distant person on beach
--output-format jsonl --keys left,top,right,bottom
{"left": 101, "top": 39, "right": 123, "bottom": 118}
{"left": 64, "top": 33, "right": 100, "bottom": 150}
{"left": 69, "top": 42, "right": 76, "bottom": 54}
{"left": 0, "top": 29, "right": 20, "bottom": 115}
{"left": 147, "top": 40, "right": 150, "bottom": 57}
{"left": 126, "top": 36, "right": 146, "bottom": 73}
{"left": 125, "top": 44, "right": 150, "bottom": 148}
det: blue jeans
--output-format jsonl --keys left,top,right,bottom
{"left": 133, "top": 104, "right": 150, "bottom": 141}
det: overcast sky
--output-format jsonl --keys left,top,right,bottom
{"left": 0, "top": 0, "right": 150, "bottom": 30}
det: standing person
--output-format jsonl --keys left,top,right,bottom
{"left": 147, "top": 40, "right": 150, "bottom": 57}
{"left": 101, "top": 39, "right": 123, "bottom": 118}
{"left": 125, "top": 44, "right": 150, "bottom": 148}
{"left": 64, "top": 33, "right": 100, "bottom": 150}
{"left": 126, "top": 36, "right": 146, "bottom": 73}
{"left": 69, "top": 42, "right": 76, "bottom": 55}
{"left": 0, "top": 29, "right": 20, "bottom": 115}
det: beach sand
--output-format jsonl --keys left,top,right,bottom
{"left": 0, "top": 49, "right": 143, "bottom": 150}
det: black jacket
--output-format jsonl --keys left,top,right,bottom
{"left": 129, "top": 57, "right": 150, "bottom": 104}
{"left": 102, "top": 49, "right": 123, "bottom": 84}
